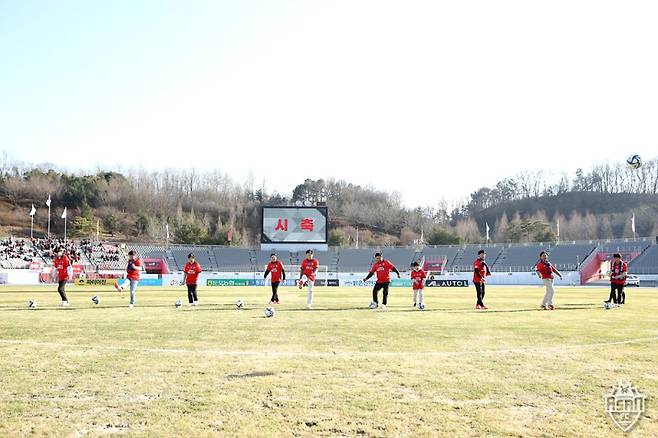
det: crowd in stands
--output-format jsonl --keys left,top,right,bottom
{"left": 0, "top": 238, "right": 38, "bottom": 264}
{"left": 31, "top": 238, "right": 81, "bottom": 262}
{"left": 81, "top": 240, "right": 122, "bottom": 264}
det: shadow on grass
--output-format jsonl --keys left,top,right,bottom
{"left": 226, "top": 371, "right": 276, "bottom": 379}
{"left": 0, "top": 303, "right": 601, "bottom": 313}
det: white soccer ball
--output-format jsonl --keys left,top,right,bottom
{"left": 91, "top": 295, "right": 100, "bottom": 305}
{"left": 369, "top": 301, "right": 378, "bottom": 310}
{"left": 604, "top": 301, "right": 615, "bottom": 310}
{"left": 264, "top": 307, "right": 275, "bottom": 318}
{"left": 236, "top": 299, "right": 245, "bottom": 309}
{"left": 627, "top": 154, "right": 642, "bottom": 170}
{"left": 175, "top": 300, "right": 182, "bottom": 308}
{"left": 418, "top": 302, "right": 425, "bottom": 310}
{"left": 28, "top": 300, "right": 37, "bottom": 309}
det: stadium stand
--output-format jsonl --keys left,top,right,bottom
{"left": 420, "top": 246, "right": 461, "bottom": 270}
{"left": 170, "top": 247, "right": 216, "bottom": 271}
{"left": 0, "top": 238, "right": 39, "bottom": 269}
{"left": 547, "top": 244, "right": 596, "bottom": 270}
{"left": 128, "top": 244, "right": 175, "bottom": 269}
{"left": 32, "top": 238, "right": 83, "bottom": 264}
{"left": 379, "top": 248, "right": 416, "bottom": 271}
{"left": 493, "top": 245, "right": 544, "bottom": 271}
{"left": 628, "top": 245, "right": 658, "bottom": 274}
{"left": 80, "top": 240, "right": 126, "bottom": 269}
{"left": 451, "top": 245, "right": 503, "bottom": 272}
{"left": 213, "top": 247, "right": 254, "bottom": 271}
{"left": 14, "top": 238, "right": 654, "bottom": 275}
{"left": 336, "top": 248, "right": 376, "bottom": 272}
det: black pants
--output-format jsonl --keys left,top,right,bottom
{"left": 608, "top": 284, "right": 625, "bottom": 304}
{"left": 270, "top": 281, "right": 280, "bottom": 302}
{"left": 373, "top": 282, "right": 390, "bottom": 305}
{"left": 187, "top": 284, "right": 198, "bottom": 303}
{"left": 475, "top": 282, "right": 485, "bottom": 306}
{"left": 57, "top": 280, "right": 68, "bottom": 302}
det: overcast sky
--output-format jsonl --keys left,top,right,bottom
{"left": 1, "top": 0, "right": 657, "bottom": 208}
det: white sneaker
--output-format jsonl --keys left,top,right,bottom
{"left": 194, "top": 301, "right": 199, "bottom": 306}
{"left": 380, "top": 304, "right": 387, "bottom": 311}
{"left": 188, "top": 302, "right": 194, "bottom": 307}
{"left": 61, "top": 301, "right": 70, "bottom": 307}
{"left": 128, "top": 303, "right": 134, "bottom": 308}
{"left": 307, "top": 304, "right": 313, "bottom": 310}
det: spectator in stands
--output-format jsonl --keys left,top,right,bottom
{"left": 536, "top": 251, "right": 563, "bottom": 310}
{"left": 606, "top": 253, "right": 627, "bottom": 306}
{"left": 182, "top": 253, "right": 202, "bottom": 306}
{"left": 473, "top": 249, "right": 491, "bottom": 310}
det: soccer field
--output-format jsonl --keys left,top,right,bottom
{"left": 0, "top": 285, "right": 656, "bottom": 437}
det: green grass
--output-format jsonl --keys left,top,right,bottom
{"left": 0, "top": 284, "right": 656, "bottom": 437}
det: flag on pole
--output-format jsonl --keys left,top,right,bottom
{"left": 355, "top": 226, "right": 359, "bottom": 248}
{"left": 227, "top": 227, "right": 233, "bottom": 242}
{"left": 631, "top": 213, "right": 636, "bottom": 233}
{"left": 46, "top": 195, "right": 52, "bottom": 238}
{"left": 420, "top": 225, "right": 424, "bottom": 244}
{"left": 29, "top": 204, "right": 36, "bottom": 216}
{"left": 61, "top": 208, "right": 67, "bottom": 219}
{"left": 96, "top": 220, "right": 100, "bottom": 240}
{"left": 485, "top": 222, "right": 490, "bottom": 242}
{"left": 165, "top": 223, "right": 170, "bottom": 240}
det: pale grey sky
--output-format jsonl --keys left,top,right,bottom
{"left": 1, "top": 1, "right": 657, "bottom": 207}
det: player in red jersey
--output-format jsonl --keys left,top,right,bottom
{"left": 52, "top": 247, "right": 71, "bottom": 306}
{"left": 264, "top": 253, "right": 286, "bottom": 304}
{"left": 124, "top": 250, "right": 143, "bottom": 308}
{"left": 182, "top": 253, "right": 202, "bottom": 306}
{"left": 473, "top": 249, "right": 491, "bottom": 309}
{"left": 606, "top": 253, "right": 627, "bottom": 306}
{"left": 410, "top": 261, "right": 427, "bottom": 309}
{"left": 363, "top": 252, "right": 400, "bottom": 311}
{"left": 536, "top": 251, "right": 562, "bottom": 310}
{"left": 299, "top": 249, "right": 319, "bottom": 309}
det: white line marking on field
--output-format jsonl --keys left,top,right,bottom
{"left": 0, "top": 336, "right": 657, "bottom": 358}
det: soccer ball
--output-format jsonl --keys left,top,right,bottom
{"left": 27, "top": 300, "right": 37, "bottom": 309}
{"left": 369, "top": 301, "right": 378, "bottom": 310}
{"left": 627, "top": 154, "right": 642, "bottom": 169}
{"left": 236, "top": 299, "right": 245, "bottom": 309}
{"left": 175, "top": 300, "right": 182, "bottom": 308}
{"left": 264, "top": 307, "right": 275, "bottom": 318}
{"left": 418, "top": 302, "right": 425, "bottom": 310}
{"left": 604, "top": 301, "right": 615, "bottom": 310}
{"left": 91, "top": 295, "right": 100, "bottom": 305}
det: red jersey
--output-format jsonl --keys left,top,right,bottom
{"left": 301, "top": 258, "right": 319, "bottom": 281}
{"left": 536, "top": 260, "right": 556, "bottom": 280}
{"left": 610, "top": 260, "right": 627, "bottom": 285}
{"left": 183, "top": 261, "right": 202, "bottom": 285}
{"left": 472, "top": 258, "right": 490, "bottom": 283}
{"left": 126, "top": 258, "right": 142, "bottom": 281}
{"left": 411, "top": 269, "right": 427, "bottom": 290}
{"left": 266, "top": 260, "right": 285, "bottom": 283}
{"left": 370, "top": 259, "right": 396, "bottom": 283}
{"left": 53, "top": 255, "right": 70, "bottom": 281}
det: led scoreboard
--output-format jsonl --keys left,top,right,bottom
{"left": 261, "top": 206, "right": 328, "bottom": 244}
